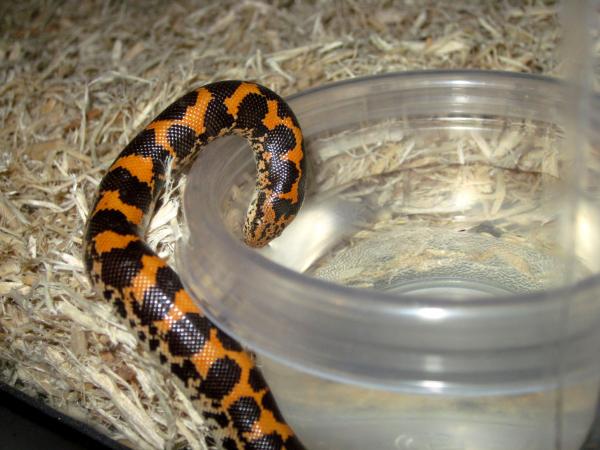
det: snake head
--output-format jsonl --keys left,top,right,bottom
{"left": 243, "top": 191, "right": 301, "bottom": 248}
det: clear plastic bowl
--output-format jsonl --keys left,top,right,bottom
{"left": 178, "top": 71, "right": 600, "bottom": 450}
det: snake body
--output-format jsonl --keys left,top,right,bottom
{"left": 84, "top": 81, "right": 306, "bottom": 450}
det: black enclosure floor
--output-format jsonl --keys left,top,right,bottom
{"left": 0, "top": 384, "right": 128, "bottom": 450}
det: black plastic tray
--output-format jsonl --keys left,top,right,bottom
{"left": 0, "top": 383, "right": 128, "bottom": 450}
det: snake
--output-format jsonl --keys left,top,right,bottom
{"left": 84, "top": 81, "right": 306, "bottom": 450}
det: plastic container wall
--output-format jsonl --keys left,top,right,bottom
{"left": 178, "top": 72, "right": 600, "bottom": 449}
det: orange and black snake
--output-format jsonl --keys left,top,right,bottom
{"left": 84, "top": 81, "right": 306, "bottom": 450}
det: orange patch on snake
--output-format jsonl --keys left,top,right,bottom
{"left": 146, "top": 120, "right": 177, "bottom": 156}
{"left": 248, "top": 408, "right": 294, "bottom": 442}
{"left": 147, "top": 90, "right": 212, "bottom": 159}
{"left": 154, "top": 289, "right": 203, "bottom": 334}
{"left": 94, "top": 230, "right": 139, "bottom": 254}
{"left": 224, "top": 82, "right": 262, "bottom": 118}
{"left": 110, "top": 154, "right": 155, "bottom": 185}
{"left": 128, "top": 254, "right": 166, "bottom": 302}
{"left": 190, "top": 328, "right": 234, "bottom": 379}
{"left": 261, "top": 99, "right": 304, "bottom": 203}
{"left": 183, "top": 88, "right": 213, "bottom": 132}
{"left": 94, "top": 190, "right": 144, "bottom": 225}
